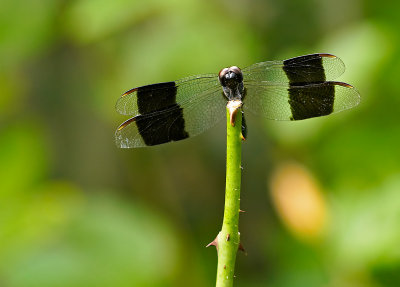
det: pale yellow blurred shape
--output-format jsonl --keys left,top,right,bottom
{"left": 269, "top": 162, "right": 329, "bottom": 242}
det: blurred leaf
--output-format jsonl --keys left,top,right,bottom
{"left": 1, "top": 192, "right": 180, "bottom": 287}
{"left": 0, "top": 0, "right": 58, "bottom": 68}
{"left": 0, "top": 121, "right": 48, "bottom": 194}
{"left": 371, "top": 261, "right": 400, "bottom": 287}
{"left": 0, "top": 181, "right": 83, "bottom": 260}
{"left": 63, "top": 0, "right": 171, "bottom": 44}
{"left": 0, "top": 71, "right": 25, "bottom": 117}
{"left": 330, "top": 175, "right": 400, "bottom": 268}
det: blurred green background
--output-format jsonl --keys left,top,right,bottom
{"left": 1, "top": 0, "right": 399, "bottom": 286}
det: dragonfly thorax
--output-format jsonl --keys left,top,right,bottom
{"left": 219, "top": 66, "right": 244, "bottom": 100}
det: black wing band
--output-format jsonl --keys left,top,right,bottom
{"left": 283, "top": 54, "right": 334, "bottom": 120}
{"left": 288, "top": 83, "right": 334, "bottom": 120}
{"left": 283, "top": 53, "right": 331, "bottom": 84}
{"left": 118, "top": 82, "right": 189, "bottom": 146}
{"left": 136, "top": 82, "right": 178, "bottom": 114}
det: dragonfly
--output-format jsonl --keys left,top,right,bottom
{"left": 115, "top": 53, "right": 360, "bottom": 148}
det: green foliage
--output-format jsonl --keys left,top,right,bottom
{"left": 1, "top": 0, "right": 400, "bottom": 286}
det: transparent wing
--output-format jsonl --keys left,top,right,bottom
{"left": 116, "top": 74, "right": 219, "bottom": 116}
{"left": 115, "top": 86, "right": 226, "bottom": 148}
{"left": 243, "top": 81, "right": 360, "bottom": 121}
{"left": 242, "top": 53, "right": 345, "bottom": 84}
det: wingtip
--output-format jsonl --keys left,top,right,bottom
{"left": 117, "top": 117, "right": 136, "bottom": 131}
{"left": 121, "top": 87, "right": 138, "bottom": 97}
{"left": 318, "top": 53, "right": 337, "bottom": 58}
{"left": 332, "top": 81, "right": 361, "bottom": 107}
{"left": 332, "top": 81, "right": 355, "bottom": 88}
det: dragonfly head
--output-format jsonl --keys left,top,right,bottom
{"left": 219, "top": 66, "right": 243, "bottom": 89}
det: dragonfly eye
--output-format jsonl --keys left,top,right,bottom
{"left": 219, "top": 66, "right": 243, "bottom": 87}
{"left": 229, "top": 66, "right": 241, "bottom": 74}
{"left": 218, "top": 68, "right": 229, "bottom": 85}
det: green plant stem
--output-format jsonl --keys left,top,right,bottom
{"left": 216, "top": 106, "right": 243, "bottom": 287}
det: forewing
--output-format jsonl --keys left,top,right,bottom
{"left": 115, "top": 86, "right": 226, "bottom": 148}
{"left": 116, "top": 74, "right": 218, "bottom": 116}
{"left": 242, "top": 54, "right": 345, "bottom": 84}
{"left": 243, "top": 81, "right": 360, "bottom": 121}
